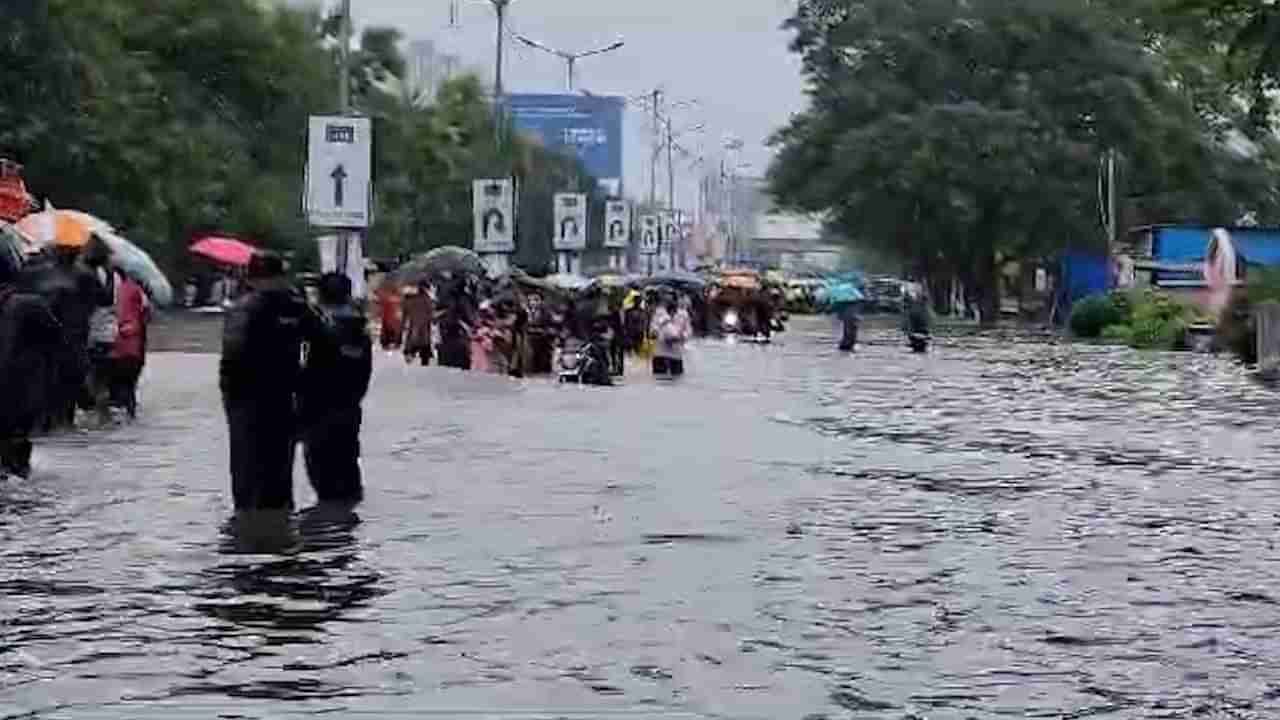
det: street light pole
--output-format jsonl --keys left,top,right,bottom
{"left": 650, "top": 89, "right": 660, "bottom": 208}
{"left": 492, "top": 0, "right": 510, "bottom": 102}
{"left": 512, "top": 34, "right": 625, "bottom": 92}
{"left": 338, "top": 0, "right": 352, "bottom": 114}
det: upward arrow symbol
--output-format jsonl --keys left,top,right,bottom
{"left": 331, "top": 164, "right": 348, "bottom": 207}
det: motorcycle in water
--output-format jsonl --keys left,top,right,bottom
{"left": 558, "top": 333, "right": 613, "bottom": 386}
{"left": 720, "top": 307, "right": 774, "bottom": 344}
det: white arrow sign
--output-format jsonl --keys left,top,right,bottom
{"left": 553, "top": 193, "right": 588, "bottom": 251}
{"left": 305, "top": 116, "right": 372, "bottom": 228}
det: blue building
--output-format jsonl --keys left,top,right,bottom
{"left": 1131, "top": 224, "right": 1280, "bottom": 287}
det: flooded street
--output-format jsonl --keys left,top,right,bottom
{"left": 5, "top": 316, "right": 1280, "bottom": 719}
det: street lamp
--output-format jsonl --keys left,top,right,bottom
{"left": 488, "top": 0, "right": 516, "bottom": 102}
{"left": 512, "top": 33, "right": 625, "bottom": 91}
{"left": 725, "top": 160, "right": 753, "bottom": 264}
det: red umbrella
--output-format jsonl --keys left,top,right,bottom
{"left": 191, "top": 236, "right": 256, "bottom": 267}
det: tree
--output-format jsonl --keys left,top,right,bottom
{"left": 769, "top": 0, "right": 1280, "bottom": 322}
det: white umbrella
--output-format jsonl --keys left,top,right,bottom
{"left": 61, "top": 211, "right": 174, "bottom": 306}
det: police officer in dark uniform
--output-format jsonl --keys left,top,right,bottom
{"left": 0, "top": 244, "right": 62, "bottom": 477}
{"left": 220, "top": 252, "right": 313, "bottom": 511}
{"left": 300, "top": 273, "right": 372, "bottom": 505}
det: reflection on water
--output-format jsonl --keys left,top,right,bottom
{"left": 5, "top": 321, "right": 1280, "bottom": 718}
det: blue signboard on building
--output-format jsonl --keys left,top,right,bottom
{"left": 506, "top": 93, "right": 625, "bottom": 196}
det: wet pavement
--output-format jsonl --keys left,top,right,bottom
{"left": 4, "top": 316, "right": 1280, "bottom": 719}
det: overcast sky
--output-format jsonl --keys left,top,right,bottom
{"left": 300, "top": 0, "right": 807, "bottom": 207}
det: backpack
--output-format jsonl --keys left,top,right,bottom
{"left": 87, "top": 270, "right": 118, "bottom": 346}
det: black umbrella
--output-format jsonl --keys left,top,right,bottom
{"left": 389, "top": 245, "right": 488, "bottom": 285}
{"left": 641, "top": 270, "right": 707, "bottom": 290}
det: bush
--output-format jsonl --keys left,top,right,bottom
{"left": 1100, "top": 324, "right": 1132, "bottom": 344}
{"left": 1073, "top": 289, "right": 1200, "bottom": 350}
{"left": 1126, "top": 290, "right": 1196, "bottom": 350}
{"left": 1070, "top": 293, "right": 1127, "bottom": 338}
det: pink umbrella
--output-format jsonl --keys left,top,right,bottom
{"left": 191, "top": 236, "right": 256, "bottom": 267}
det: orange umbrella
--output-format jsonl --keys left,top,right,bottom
{"left": 16, "top": 209, "right": 91, "bottom": 249}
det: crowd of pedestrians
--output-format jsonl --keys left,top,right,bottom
{"left": 0, "top": 235, "right": 152, "bottom": 478}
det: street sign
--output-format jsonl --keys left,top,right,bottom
{"left": 604, "top": 200, "right": 631, "bottom": 249}
{"left": 472, "top": 179, "right": 515, "bottom": 253}
{"left": 553, "top": 193, "right": 588, "bottom": 251}
{"left": 639, "top": 214, "right": 660, "bottom": 256}
{"left": 305, "top": 116, "right": 372, "bottom": 228}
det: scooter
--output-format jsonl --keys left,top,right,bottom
{"left": 558, "top": 335, "right": 613, "bottom": 386}
{"left": 721, "top": 309, "right": 773, "bottom": 344}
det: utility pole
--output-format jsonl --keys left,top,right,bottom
{"left": 338, "top": 0, "right": 352, "bottom": 114}
{"left": 649, "top": 88, "right": 661, "bottom": 209}
{"left": 667, "top": 120, "right": 677, "bottom": 270}
{"left": 493, "top": 0, "right": 509, "bottom": 101}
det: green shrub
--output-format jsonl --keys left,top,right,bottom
{"left": 1126, "top": 290, "right": 1196, "bottom": 350}
{"left": 1070, "top": 294, "right": 1127, "bottom": 338}
{"left": 1128, "top": 315, "right": 1186, "bottom": 349}
{"left": 1100, "top": 324, "right": 1132, "bottom": 344}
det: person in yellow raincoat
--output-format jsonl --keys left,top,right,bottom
{"left": 622, "top": 289, "right": 653, "bottom": 360}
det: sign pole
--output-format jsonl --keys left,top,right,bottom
{"left": 334, "top": 0, "right": 359, "bottom": 296}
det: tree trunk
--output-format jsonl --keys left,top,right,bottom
{"left": 975, "top": 199, "right": 1002, "bottom": 327}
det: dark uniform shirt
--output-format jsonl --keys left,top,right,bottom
{"left": 219, "top": 287, "right": 313, "bottom": 409}
{"left": 301, "top": 303, "right": 372, "bottom": 417}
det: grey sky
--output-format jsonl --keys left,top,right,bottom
{"left": 309, "top": 0, "right": 807, "bottom": 209}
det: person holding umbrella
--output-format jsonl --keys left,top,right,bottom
{"left": 220, "top": 252, "right": 315, "bottom": 512}
{"left": 0, "top": 244, "right": 62, "bottom": 477}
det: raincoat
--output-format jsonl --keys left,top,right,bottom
{"left": 377, "top": 287, "right": 403, "bottom": 349}
{"left": 111, "top": 275, "right": 149, "bottom": 362}
{"left": 401, "top": 289, "right": 434, "bottom": 363}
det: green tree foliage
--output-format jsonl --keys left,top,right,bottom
{"left": 0, "top": 1, "right": 587, "bottom": 277}
{"left": 768, "top": 0, "right": 1280, "bottom": 323}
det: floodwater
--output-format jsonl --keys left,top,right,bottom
{"left": 4, "top": 317, "right": 1280, "bottom": 719}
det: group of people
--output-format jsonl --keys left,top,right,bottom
{"left": 220, "top": 253, "right": 373, "bottom": 512}
{"left": 376, "top": 275, "right": 696, "bottom": 384}
{"left": 0, "top": 235, "right": 151, "bottom": 478}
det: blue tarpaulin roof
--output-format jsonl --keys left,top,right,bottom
{"left": 1152, "top": 226, "right": 1280, "bottom": 265}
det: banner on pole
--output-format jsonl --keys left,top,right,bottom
{"left": 639, "top": 214, "right": 660, "bottom": 256}
{"left": 553, "top": 193, "right": 588, "bottom": 251}
{"left": 472, "top": 179, "right": 515, "bottom": 253}
{"left": 604, "top": 199, "right": 631, "bottom": 249}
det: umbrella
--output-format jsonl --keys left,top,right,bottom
{"left": 718, "top": 272, "right": 762, "bottom": 291}
{"left": 643, "top": 270, "right": 707, "bottom": 290}
{"left": 509, "top": 269, "right": 572, "bottom": 299}
{"left": 822, "top": 282, "right": 865, "bottom": 305}
{"left": 61, "top": 211, "right": 173, "bottom": 305}
{"left": 191, "top": 236, "right": 256, "bottom": 267}
{"left": 544, "top": 273, "right": 592, "bottom": 291}
{"left": 0, "top": 221, "right": 35, "bottom": 257}
{"left": 16, "top": 209, "right": 90, "bottom": 249}
{"left": 389, "top": 245, "right": 487, "bottom": 286}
